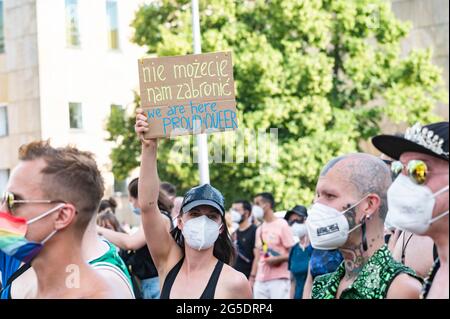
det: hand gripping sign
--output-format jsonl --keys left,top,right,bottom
{"left": 138, "top": 51, "right": 238, "bottom": 138}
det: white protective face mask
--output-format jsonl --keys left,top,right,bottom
{"left": 252, "top": 205, "right": 264, "bottom": 221}
{"left": 291, "top": 222, "right": 308, "bottom": 238}
{"left": 230, "top": 209, "right": 243, "bottom": 224}
{"left": 181, "top": 215, "right": 221, "bottom": 251}
{"left": 387, "top": 174, "right": 449, "bottom": 235}
{"left": 384, "top": 213, "right": 397, "bottom": 232}
{"left": 305, "top": 196, "right": 368, "bottom": 250}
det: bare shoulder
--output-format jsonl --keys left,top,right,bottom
{"left": 386, "top": 273, "right": 422, "bottom": 299}
{"left": 96, "top": 268, "right": 134, "bottom": 299}
{"left": 216, "top": 264, "right": 252, "bottom": 299}
{"left": 88, "top": 276, "right": 126, "bottom": 299}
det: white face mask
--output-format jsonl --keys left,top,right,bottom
{"left": 306, "top": 196, "right": 368, "bottom": 250}
{"left": 387, "top": 174, "right": 449, "bottom": 235}
{"left": 181, "top": 215, "right": 221, "bottom": 251}
{"left": 252, "top": 205, "right": 264, "bottom": 221}
{"left": 230, "top": 209, "right": 243, "bottom": 224}
{"left": 291, "top": 222, "right": 308, "bottom": 238}
{"left": 384, "top": 212, "right": 397, "bottom": 232}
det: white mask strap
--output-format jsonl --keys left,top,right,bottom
{"left": 432, "top": 185, "right": 449, "bottom": 198}
{"left": 341, "top": 193, "right": 370, "bottom": 215}
{"left": 429, "top": 210, "right": 449, "bottom": 225}
{"left": 348, "top": 223, "right": 363, "bottom": 234}
{"left": 27, "top": 204, "right": 65, "bottom": 225}
{"left": 41, "top": 229, "right": 58, "bottom": 244}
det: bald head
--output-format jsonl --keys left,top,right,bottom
{"left": 320, "top": 153, "right": 392, "bottom": 219}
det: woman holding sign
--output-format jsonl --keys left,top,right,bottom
{"left": 134, "top": 109, "right": 252, "bottom": 299}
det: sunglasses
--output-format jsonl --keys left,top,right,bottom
{"left": 391, "top": 160, "right": 427, "bottom": 184}
{"left": 1, "top": 191, "right": 64, "bottom": 213}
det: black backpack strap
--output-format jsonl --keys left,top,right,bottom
{"left": 5, "top": 262, "right": 32, "bottom": 289}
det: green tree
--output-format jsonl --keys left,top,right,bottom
{"left": 107, "top": 0, "right": 447, "bottom": 209}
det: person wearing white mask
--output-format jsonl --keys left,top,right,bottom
{"left": 285, "top": 205, "right": 313, "bottom": 299}
{"left": 307, "top": 153, "right": 423, "bottom": 299}
{"left": 230, "top": 200, "right": 257, "bottom": 281}
{"left": 372, "top": 121, "right": 449, "bottom": 298}
{"left": 251, "top": 203, "right": 264, "bottom": 226}
{"left": 380, "top": 150, "right": 435, "bottom": 279}
{"left": 250, "top": 192, "right": 295, "bottom": 299}
{"left": 134, "top": 109, "right": 252, "bottom": 299}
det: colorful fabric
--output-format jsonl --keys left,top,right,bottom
{"left": 0, "top": 212, "right": 42, "bottom": 263}
{"left": 309, "top": 248, "right": 343, "bottom": 279}
{"left": 312, "top": 245, "right": 422, "bottom": 299}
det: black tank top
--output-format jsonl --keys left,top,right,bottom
{"left": 160, "top": 257, "right": 224, "bottom": 299}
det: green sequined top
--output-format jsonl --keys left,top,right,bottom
{"left": 420, "top": 259, "right": 440, "bottom": 299}
{"left": 311, "top": 245, "right": 422, "bottom": 299}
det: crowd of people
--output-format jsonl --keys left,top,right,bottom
{"left": 0, "top": 113, "right": 448, "bottom": 299}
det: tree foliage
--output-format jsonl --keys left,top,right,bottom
{"left": 106, "top": 0, "right": 447, "bottom": 209}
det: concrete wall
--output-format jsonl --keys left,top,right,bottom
{"left": 392, "top": 0, "right": 449, "bottom": 120}
{"left": 0, "top": 0, "right": 147, "bottom": 225}
{"left": 35, "top": 0, "right": 146, "bottom": 225}
{"left": 0, "top": 55, "right": 7, "bottom": 102}
{"left": 0, "top": 0, "right": 41, "bottom": 172}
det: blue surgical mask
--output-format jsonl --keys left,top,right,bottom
{"left": 129, "top": 203, "right": 141, "bottom": 216}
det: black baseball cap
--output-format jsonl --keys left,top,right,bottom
{"left": 372, "top": 122, "right": 449, "bottom": 162}
{"left": 181, "top": 184, "right": 225, "bottom": 216}
{"left": 284, "top": 205, "right": 308, "bottom": 221}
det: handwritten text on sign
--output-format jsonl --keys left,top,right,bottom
{"left": 138, "top": 51, "right": 237, "bottom": 138}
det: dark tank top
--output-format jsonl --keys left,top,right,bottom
{"left": 160, "top": 257, "right": 224, "bottom": 299}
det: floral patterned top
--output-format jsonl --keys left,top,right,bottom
{"left": 311, "top": 245, "right": 422, "bottom": 299}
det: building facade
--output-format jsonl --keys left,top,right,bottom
{"left": 0, "top": 0, "right": 448, "bottom": 222}
{"left": 0, "top": 0, "right": 148, "bottom": 224}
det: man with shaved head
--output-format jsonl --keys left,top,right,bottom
{"left": 306, "top": 153, "right": 423, "bottom": 299}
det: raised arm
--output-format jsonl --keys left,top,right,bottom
{"left": 97, "top": 225, "right": 146, "bottom": 251}
{"left": 135, "top": 109, "right": 181, "bottom": 272}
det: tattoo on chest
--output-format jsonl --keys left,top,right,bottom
{"left": 342, "top": 246, "right": 367, "bottom": 280}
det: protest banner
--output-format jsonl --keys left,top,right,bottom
{"left": 138, "top": 51, "right": 237, "bottom": 138}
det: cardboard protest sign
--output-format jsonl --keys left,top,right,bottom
{"left": 138, "top": 51, "right": 238, "bottom": 139}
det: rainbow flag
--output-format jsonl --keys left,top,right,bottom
{"left": 0, "top": 212, "right": 42, "bottom": 263}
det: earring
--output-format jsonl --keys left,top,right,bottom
{"left": 361, "top": 216, "right": 368, "bottom": 251}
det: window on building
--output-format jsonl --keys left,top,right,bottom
{"left": 0, "top": 169, "right": 9, "bottom": 195}
{"left": 0, "top": 0, "right": 5, "bottom": 53}
{"left": 69, "top": 102, "right": 83, "bottom": 129}
{"left": 0, "top": 105, "right": 8, "bottom": 137}
{"left": 106, "top": 0, "right": 119, "bottom": 50}
{"left": 65, "top": 0, "right": 80, "bottom": 47}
